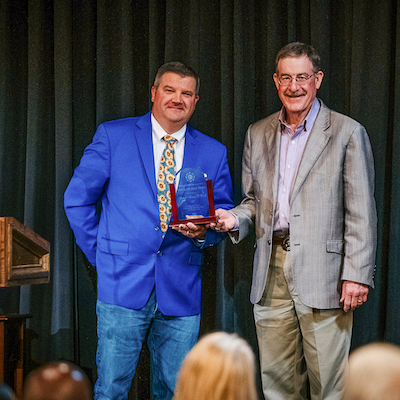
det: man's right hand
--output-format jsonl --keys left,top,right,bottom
{"left": 208, "top": 208, "right": 236, "bottom": 232}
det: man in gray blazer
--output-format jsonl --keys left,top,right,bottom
{"left": 211, "top": 42, "right": 377, "bottom": 399}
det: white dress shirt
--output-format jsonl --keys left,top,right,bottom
{"left": 151, "top": 113, "right": 186, "bottom": 187}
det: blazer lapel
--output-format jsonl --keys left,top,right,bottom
{"left": 135, "top": 112, "right": 157, "bottom": 197}
{"left": 261, "top": 116, "right": 281, "bottom": 205}
{"left": 290, "top": 102, "right": 332, "bottom": 202}
{"left": 181, "top": 126, "right": 199, "bottom": 171}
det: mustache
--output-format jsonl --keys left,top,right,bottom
{"left": 285, "top": 90, "right": 305, "bottom": 97}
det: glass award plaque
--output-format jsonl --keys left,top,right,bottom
{"left": 169, "top": 168, "right": 216, "bottom": 226}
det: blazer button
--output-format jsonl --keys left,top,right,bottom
{"left": 268, "top": 240, "right": 271, "bottom": 245}
{"left": 157, "top": 251, "right": 163, "bottom": 257}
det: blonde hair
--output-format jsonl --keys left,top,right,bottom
{"left": 343, "top": 342, "right": 400, "bottom": 400}
{"left": 173, "top": 332, "right": 258, "bottom": 400}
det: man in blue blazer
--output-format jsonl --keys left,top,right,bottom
{"left": 64, "top": 62, "right": 233, "bottom": 400}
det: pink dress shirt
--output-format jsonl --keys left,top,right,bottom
{"left": 273, "top": 99, "right": 321, "bottom": 234}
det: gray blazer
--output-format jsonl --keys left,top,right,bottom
{"left": 232, "top": 100, "right": 377, "bottom": 309}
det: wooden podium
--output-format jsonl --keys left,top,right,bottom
{"left": 0, "top": 217, "right": 50, "bottom": 397}
{"left": 0, "top": 217, "right": 50, "bottom": 286}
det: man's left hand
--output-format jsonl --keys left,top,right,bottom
{"left": 340, "top": 280, "right": 369, "bottom": 312}
{"left": 172, "top": 220, "right": 207, "bottom": 240}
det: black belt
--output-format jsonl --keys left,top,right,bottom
{"left": 272, "top": 234, "right": 290, "bottom": 251}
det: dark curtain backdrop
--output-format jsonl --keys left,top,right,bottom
{"left": 0, "top": 0, "right": 398, "bottom": 393}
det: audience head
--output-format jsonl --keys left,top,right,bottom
{"left": 343, "top": 342, "right": 400, "bottom": 400}
{"left": 0, "top": 383, "right": 16, "bottom": 400}
{"left": 173, "top": 331, "right": 258, "bottom": 400}
{"left": 22, "top": 361, "right": 92, "bottom": 400}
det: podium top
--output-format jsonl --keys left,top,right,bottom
{"left": 0, "top": 217, "right": 50, "bottom": 287}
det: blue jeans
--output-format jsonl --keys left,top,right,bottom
{"left": 94, "top": 290, "right": 200, "bottom": 400}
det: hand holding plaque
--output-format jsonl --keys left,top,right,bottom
{"left": 169, "top": 168, "right": 216, "bottom": 226}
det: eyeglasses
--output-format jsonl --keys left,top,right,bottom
{"left": 278, "top": 73, "right": 316, "bottom": 86}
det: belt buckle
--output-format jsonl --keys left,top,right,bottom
{"left": 282, "top": 234, "right": 290, "bottom": 251}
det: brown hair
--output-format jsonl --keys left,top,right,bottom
{"left": 275, "top": 42, "right": 322, "bottom": 74}
{"left": 22, "top": 361, "right": 92, "bottom": 400}
{"left": 153, "top": 62, "right": 200, "bottom": 95}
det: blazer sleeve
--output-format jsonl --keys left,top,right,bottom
{"left": 228, "top": 124, "right": 256, "bottom": 244}
{"left": 341, "top": 124, "right": 377, "bottom": 287}
{"left": 64, "top": 124, "right": 111, "bottom": 265}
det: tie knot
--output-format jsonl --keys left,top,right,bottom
{"left": 162, "top": 135, "right": 177, "bottom": 145}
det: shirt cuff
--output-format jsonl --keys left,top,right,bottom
{"left": 231, "top": 212, "right": 239, "bottom": 231}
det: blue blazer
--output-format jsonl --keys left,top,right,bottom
{"left": 64, "top": 112, "right": 234, "bottom": 316}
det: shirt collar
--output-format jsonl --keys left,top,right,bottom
{"left": 151, "top": 113, "right": 186, "bottom": 143}
{"left": 279, "top": 98, "right": 321, "bottom": 135}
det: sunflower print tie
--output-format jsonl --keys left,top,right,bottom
{"left": 157, "top": 135, "right": 177, "bottom": 234}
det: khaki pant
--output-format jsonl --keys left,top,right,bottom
{"left": 254, "top": 245, "right": 353, "bottom": 400}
